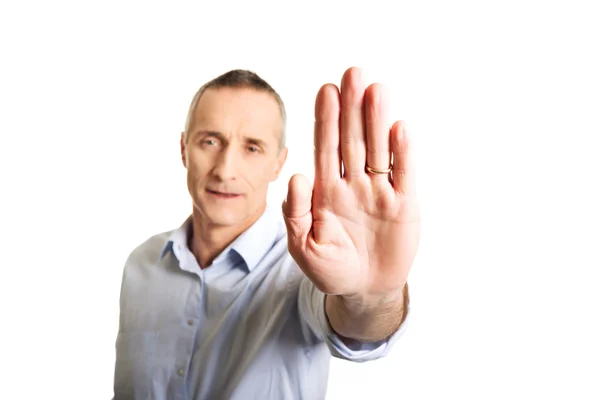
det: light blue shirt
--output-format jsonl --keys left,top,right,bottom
{"left": 113, "top": 205, "right": 409, "bottom": 399}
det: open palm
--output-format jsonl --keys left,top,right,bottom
{"left": 282, "top": 67, "right": 421, "bottom": 298}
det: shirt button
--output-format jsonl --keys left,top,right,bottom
{"left": 177, "top": 368, "right": 185, "bottom": 377}
{"left": 187, "top": 319, "right": 194, "bottom": 326}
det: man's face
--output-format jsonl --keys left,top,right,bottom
{"left": 181, "top": 87, "right": 288, "bottom": 228}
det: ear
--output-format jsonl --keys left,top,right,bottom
{"left": 180, "top": 132, "right": 187, "bottom": 168}
{"left": 271, "top": 147, "right": 288, "bottom": 181}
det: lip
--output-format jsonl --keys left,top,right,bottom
{"left": 206, "top": 189, "right": 242, "bottom": 199}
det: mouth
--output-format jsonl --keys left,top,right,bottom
{"left": 206, "top": 189, "right": 242, "bottom": 199}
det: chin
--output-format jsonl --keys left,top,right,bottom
{"left": 193, "top": 200, "right": 244, "bottom": 227}
{"left": 205, "top": 212, "right": 244, "bottom": 227}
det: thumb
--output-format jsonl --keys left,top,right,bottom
{"left": 281, "top": 173, "right": 313, "bottom": 246}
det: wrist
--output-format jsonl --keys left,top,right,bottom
{"left": 340, "top": 284, "right": 406, "bottom": 311}
{"left": 326, "top": 282, "right": 409, "bottom": 342}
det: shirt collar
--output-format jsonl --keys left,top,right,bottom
{"left": 160, "top": 205, "right": 283, "bottom": 271}
{"left": 229, "top": 205, "right": 284, "bottom": 271}
{"left": 159, "top": 215, "right": 192, "bottom": 262}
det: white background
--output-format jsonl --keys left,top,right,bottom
{"left": 1, "top": 1, "right": 599, "bottom": 399}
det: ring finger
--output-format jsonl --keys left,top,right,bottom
{"left": 365, "top": 83, "right": 391, "bottom": 180}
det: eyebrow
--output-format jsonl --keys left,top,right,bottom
{"left": 196, "top": 130, "right": 269, "bottom": 149}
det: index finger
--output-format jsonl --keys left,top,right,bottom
{"left": 314, "top": 83, "right": 342, "bottom": 183}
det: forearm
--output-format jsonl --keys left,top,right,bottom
{"left": 325, "top": 283, "right": 409, "bottom": 343}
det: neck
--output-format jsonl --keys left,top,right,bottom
{"left": 189, "top": 204, "right": 266, "bottom": 268}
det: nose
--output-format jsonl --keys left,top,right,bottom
{"left": 212, "top": 147, "right": 238, "bottom": 181}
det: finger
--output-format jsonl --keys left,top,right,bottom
{"left": 282, "top": 173, "right": 313, "bottom": 245}
{"left": 340, "top": 67, "right": 367, "bottom": 179}
{"left": 391, "top": 121, "right": 416, "bottom": 195}
{"left": 365, "top": 83, "right": 391, "bottom": 180}
{"left": 314, "top": 84, "right": 342, "bottom": 183}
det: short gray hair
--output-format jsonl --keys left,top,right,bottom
{"left": 183, "top": 69, "right": 287, "bottom": 150}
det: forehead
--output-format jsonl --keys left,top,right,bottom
{"left": 191, "top": 87, "right": 282, "bottom": 141}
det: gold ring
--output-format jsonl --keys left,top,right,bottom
{"left": 365, "top": 164, "right": 392, "bottom": 174}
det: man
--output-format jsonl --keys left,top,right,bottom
{"left": 113, "top": 66, "right": 420, "bottom": 399}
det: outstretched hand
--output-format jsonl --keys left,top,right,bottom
{"left": 282, "top": 67, "right": 420, "bottom": 303}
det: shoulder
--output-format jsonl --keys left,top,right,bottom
{"left": 123, "top": 228, "right": 173, "bottom": 267}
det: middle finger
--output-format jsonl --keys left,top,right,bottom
{"left": 340, "top": 67, "right": 367, "bottom": 180}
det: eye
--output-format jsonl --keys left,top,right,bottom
{"left": 248, "top": 145, "right": 260, "bottom": 153}
{"left": 201, "top": 138, "right": 218, "bottom": 147}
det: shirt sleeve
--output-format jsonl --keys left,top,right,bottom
{"left": 297, "top": 274, "right": 411, "bottom": 362}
